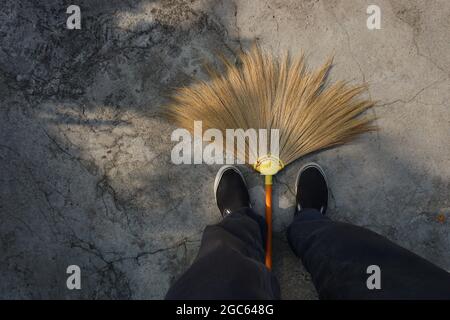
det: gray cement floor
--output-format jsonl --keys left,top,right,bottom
{"left": 0, "top": 0, "right": 449, "bottom": 299}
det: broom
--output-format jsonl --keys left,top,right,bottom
{"left": 165, "top": 44, "right": 376, "bottom": 269}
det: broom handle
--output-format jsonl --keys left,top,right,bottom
{"left": 264, "top": 175, "right": 273, "bottom": 270}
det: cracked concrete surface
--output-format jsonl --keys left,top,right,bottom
{"left": 0, "top": 0, "right": 449, "bottom": 299}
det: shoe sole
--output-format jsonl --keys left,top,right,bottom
{"left": 213, "top": 165, "right": 249, "bottom": 208}
{"left": 295, "top": 162, "right": 329, "bottom": 212}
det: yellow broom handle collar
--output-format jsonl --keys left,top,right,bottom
{"left": 254, "top": 155, "right": 284, "bottom": 176}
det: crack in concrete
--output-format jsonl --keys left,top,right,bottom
{"left": 388, "top": 0, "right": 449, "bottom": 77}
{"left": 376, "top": 78, "right": 447, "bottom": 108}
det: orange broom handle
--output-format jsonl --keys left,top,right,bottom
{"left": 264, "top": 175, "right": 273, "bottom": 269}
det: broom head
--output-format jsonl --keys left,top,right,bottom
{"left": 165, "top": 44, "right": 376, "bottom": 174}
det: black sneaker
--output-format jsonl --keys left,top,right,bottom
{"left": 214, "top": 165, "right": 251, "bottom": 217}
{"left": 295, "top": 162, "right": 328, "bottom": 215}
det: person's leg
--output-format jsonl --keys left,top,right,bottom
{"left": 166, "top": 166, "right": 280, "bottom": 300}
{"left": 287, "top": 163, "right": 450, "bottom": 300}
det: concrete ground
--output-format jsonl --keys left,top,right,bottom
{"left": 0, "top": 0, "right": 449, "bottom": 299}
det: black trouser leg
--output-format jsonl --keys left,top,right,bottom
{"left": 287, "top": 208, "right": 450, "bottom": 299}
{"left": 165, "top": 208, "right": 280, "bottom": 299}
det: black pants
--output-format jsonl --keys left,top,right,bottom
{"left": 166, "top": 208, "right": 450, "bottom": 299}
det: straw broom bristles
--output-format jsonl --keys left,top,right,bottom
{"left": 165, "top": 44, "right": 376, "bottom": 166}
